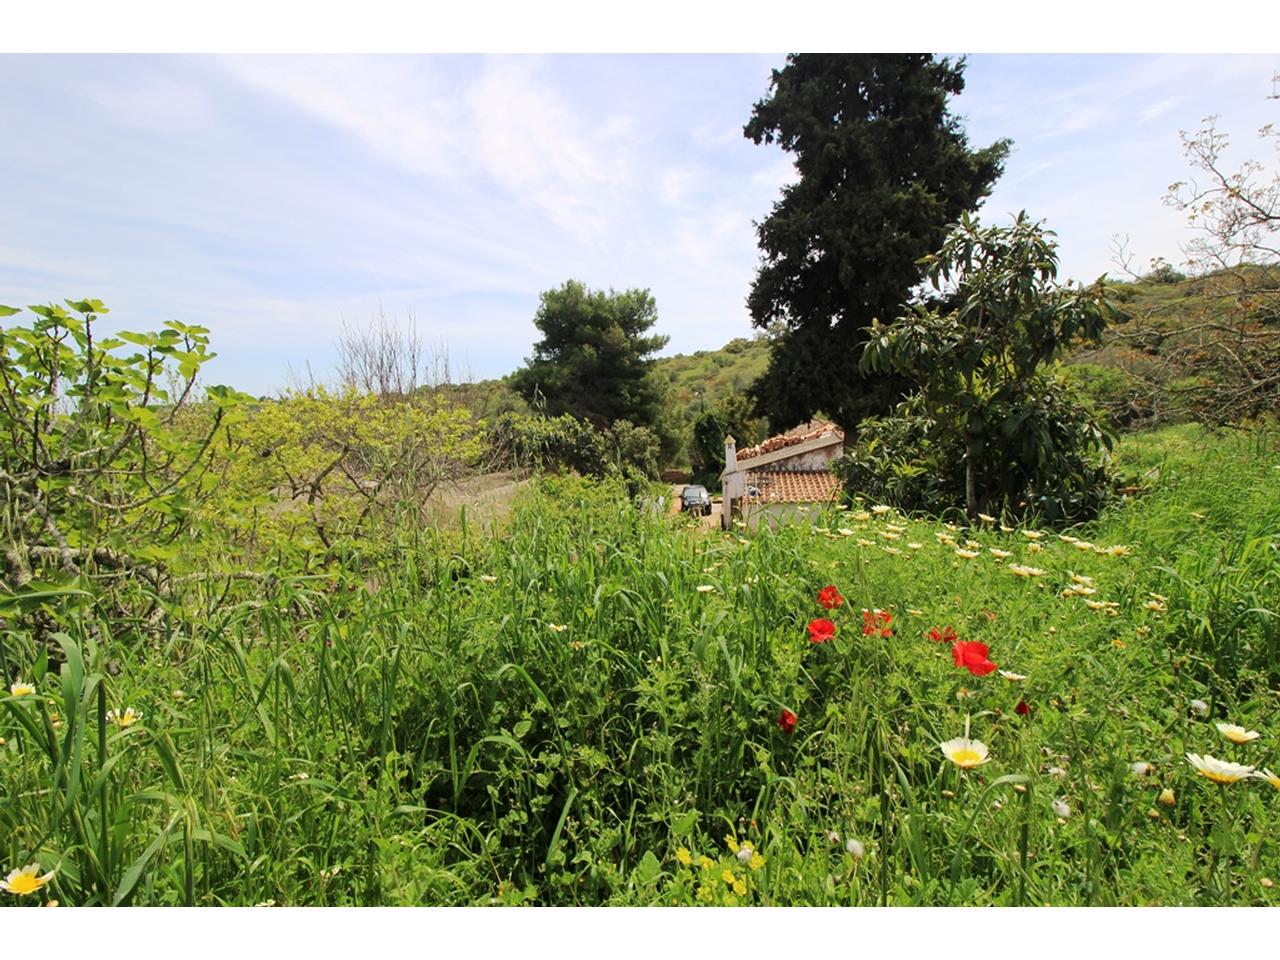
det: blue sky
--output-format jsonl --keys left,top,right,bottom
{"left": 1, "top": 52, "right": 1277, "bottom": 395}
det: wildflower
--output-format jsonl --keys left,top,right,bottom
{"left": 1186, "top": 753, "right": 1255, "bottom": 784}
{"left": 998, "top": 670, "right": 1028, "bottom": 681}
{"left": 548, "top": 623, "right": 567, "bottom": 633}
{"left": 885, "top": 523, "right": 905, "bottom": 533}
{"left": 1047, "top": 766, "right": 1067, "bottom": 778}
{"left": 778, "top": 708, "right": 798, "bottom": 734}
{"left": 1107, "top": 545, "right": 1131, "bottom": 557}
{"left": 1052, "top": 798, "right": 1072, "bottom": 818}
{"left": 1059, "top": 535, "right": 1079, "bottom": 543}
{"left": 1026, "top": 542, "right": 1044, "bottom": 554}
{"left": 852, "top": 510, "right": 872, "bottom": 522}
{"left": 954, "top": 548, "right": 980, "bottom": 559}
{"left": 1069, "top": 572, "right": 1094, "bottom": 586}
{"left": 807, "top": 618, "right": 836, "bottom": 644}
{"left": 696, "top": 584, "right": 715, "bottom": 593}
{"left": 1022, "top": 530, "right": 1045, "bottom": 541}
{"left": 1131, "top": 762, "right": 1154, "bottom": 777}
{"left": 928, "top": 625, "right": 958, "bottom": 644}
{"left": 9, "top": 680, "right": 35, "bottom": 697}
{"left": 1253, "top": 769, "right": 1280, "bottom": 790}
{"left": 951, "top": 640, "right": 998, "bottom": 677}
{"left": 862, "top": 609, "right": 892, "bottom": 637}
{"left": 1215, "top": 722, "right": 1261, "bottom": 745}
{"left": 857, "top": 538, "right": 875, "bottom": 547}
{"left": 107, "top": 707, "right": 143, "bottom": 728}
{"left": 964, "top": 539, "right": 982, "bottom": 550}
{"left": 871, "top": 504, "right": 892, "bottom": 515}
{"left": 824, "top": 830, "right": 841, "bottom": 844}
{"left": 1008, "top": 564, "right": 1044, "bottom": 578}
{"left": 1158, "top": 787, "right": 1176, "bottom": 806}
{"left": 1073, "top": 541, "right": 1095, "bottom": 552}
{"left": 941, "top": 737, "right": 990, "bottom": 769}
{"left": 907, "top": 542, "right": 923, "bottom": 550}
{"left": 676, "top": 847, "right": 692, "bottom": 866}
{"left": 736, "top": 843, "right": 765, "bottom": 870}
{"left": 1, "top": 863, "right": 56, "bottom": 896}
{"left": 845, "top": 838, "right": 865, "bottom": 860}
{"left": 1084, "top": 600, "right": 1107, "bottom": 611}
{"left": 721, "top": 868, "right": 737, "bottom": 886}
{"left": 879, "top": 531, "right": 901, "bottom": 541}
{"left": 883, "top": 546, "right": 901, "bottom": 556}
{"left": 1144, "top": 600, "right": 1166, "bottom": 613}
{"left": 838, "top": 527, "right": 855, "bottom": 537}
{"left": 1190, "top": 699, "right": 1210, "bottom": 717}
{"left": 1015, "top": 699, "right": 1031, "bottom": 717}
{"left": 479, "top": 575, "right": 498, "bottom": 583}
{"left": 817, "top": 585, "right": 844, "bottom": 610}
{"left": 989, "top": 548, "right": 1012, "bottom": 560}
{"left": 978, "top": 513, "right": 996, "bottom": 524}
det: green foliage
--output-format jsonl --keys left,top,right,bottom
{"left": 488, "top": 411, "right": 662, "bottom": 496}
{"left": 743, "top": 53, "right": 1010, "bottom": 433}
{"left": 689, "top": 392, "right": 765, "bottom": 488}
{"left": 0, "top": 299, "right": 247, "bottom": 595}
{"left": 3, "top": 425, "right": 1278, "bottom": 906}
{"left": 510, "top": 281, "right": 670, "bottom": 433}
{"left": 211, "top": 388, "right": 486, "bottom": 560}
{"left": 860, "top": 213, "right": 1116, "bottom": 523}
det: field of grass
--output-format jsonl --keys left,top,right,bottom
{"left": 2, "top": 423, "right": 1278, "bottom": 906}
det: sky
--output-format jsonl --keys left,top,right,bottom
{"left": 1, "top": 51, "right": 1278, "bottom": 395}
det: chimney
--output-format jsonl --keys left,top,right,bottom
{"left": 724, "top": 435, "right": 737, "bottom": 474}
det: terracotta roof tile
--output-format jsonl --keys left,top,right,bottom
{"left": 741, "top": 470, "right": 842, "bottom": 505}
{"left": 737, "top": 421, "right": 843, "bottom": 462}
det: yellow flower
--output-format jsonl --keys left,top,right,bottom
{"left": 1215, "top": 722, "right": 1261, "bottom": 745}
{"left": 1107, "top": 545, "right": 1131, "bottom": 557}
{"left": 1186, "top": 753, "right": 1255, "bottom": 784}
{"left": 9, "top": 680, "right": 35, "bottom": 697}
{"left": 548, "top": 623, "right": 567, "bottom": 633}
{"left": 1144, "top": 600, "right": 1166, "bottom": 613}
{"left": 695, "top": 584, "right": 715, "bottom": 593}
{"left": 733, "top": 877, "right": 747, "bottom": 896}
{"left": 675, "top": 847, "right": 692, "bottom": 866}
{"left": 1, "top": 863, "right": 56, "bottom": 896}
{"left": 907, "top": 542, "right": 923, "bottom": 550}
{"left": 1158, "top": 787, "right": 1176, "bottom": 806}
{"left": 697, "top": 855, "right": 715, "bottom": 870}
{"left": 954, "top": 548, "right": 980, "bottom": 559}
{"left": 851, "top": 511, "right": 872, "bottom": 522}
{"left": 870, "top": 505, "right": 892, "bottom": 515}
{"left": 724, "top": 834, "right": 739, "bottom": 854}
{"left": 748, "top": 851, "right": 765, "bottom": 871}
{"left": 838, "top": 527, "right": 855, "bottom": 536}
{"left": 1008, "top": 564, "right": 1044, "bottom": 578}
{"left": 1026, "top": 542, "right": 1044, "bottom": 553}
{"left": 106, "top": 707, "right": 144, "bottom": 728}
{"left": 878, "top": 530, "right": 900, "bottom": 541}
{"left": 1073, "top": 541, "right": 1095, "bottom": 551}
{"left": 857, "top": 538, "right": 875, "bottom": 547}
{"left": 978, "top": 513, "right": 996, "bottom": 524}
{"left": 940, "top": 737, "right": 990, "bottom": 769}
{"left": 989, "top": 548, "right": 1012, "bottom": 560}
{"left": 722, "top": 868, "right": 737, "bottom": 886}
{"left": 1254, "top": 769, "right": 1280, "bottom": 790}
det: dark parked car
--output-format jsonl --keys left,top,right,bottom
{"left": 681, "top": 484, "right": 712, "bottom": 516}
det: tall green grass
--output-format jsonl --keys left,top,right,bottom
{"left": 2, "top": 426, "right": 1278, "bottom": 906}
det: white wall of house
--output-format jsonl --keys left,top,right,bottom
{"left": 739, "top": 501, "right": 829, "bottom": 531}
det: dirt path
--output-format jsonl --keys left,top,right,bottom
{"left": 668, "top": 484, "right": 723, "bottom": 529}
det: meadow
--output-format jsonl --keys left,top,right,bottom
{"left": 2, "top": 422, "right": 1279, "bottom": 906}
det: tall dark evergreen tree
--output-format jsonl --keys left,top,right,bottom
{"left": 744, "top": 53, "right": 1010, "bottom": 434}
{"left": 510, "top": 280, "right": 670, "bottom": 431}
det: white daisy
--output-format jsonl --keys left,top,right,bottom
{"left": 1215, "top": 722, "right": 1261, "bottom": 745}
{"left": 1186, "top": 753, "right": 1255, "bottom": 784}
{"left": 940, "top": 737, "right": 990, "bottom": 769}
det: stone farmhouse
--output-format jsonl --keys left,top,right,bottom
{"left": 719, "top": 421, "right": 844, "bottom": 530}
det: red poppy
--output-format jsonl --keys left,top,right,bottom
{"left": 951, "top": 640, "right": 998, "bottom": 677}
{"left": 808, "top": 618, "right": 837, "bottom": 644}
{"left": 862, "top": 609, "right": 893, "bottom": 637}
{"left": 778, "top": 708, "right": 798, "bottom": 734}
{"left": 817, "top": 585, "right": 845, "bottom": 610}
{"left": 1015, "top": 699, "right": 1031, "bottom": 717}
{"left": 928, "top": 625, "right": 958, "bottom": 644}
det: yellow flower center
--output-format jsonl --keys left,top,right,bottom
{"left": 6, "top": 873, "right": 44, "bottom": 895}
{"left": 951, "top": 749, "right": 983, "bottom": 768}
{"left": 1200, "top": 769, "right": 1244, "bottom": 784}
